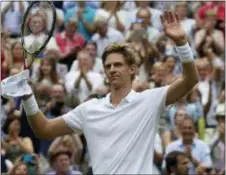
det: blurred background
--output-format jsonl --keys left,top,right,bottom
{"left": 1, "top": 1, "right": 225, "bottom": 175}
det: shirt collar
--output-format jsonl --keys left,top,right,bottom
{"left": 104, "top": 89, "right": 137, "bottom": 107}
{"left": 179, "top": 138, "right": 197, "bottom": 148}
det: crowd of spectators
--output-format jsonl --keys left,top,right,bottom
{"left": 1, "top": 1, "right": 225, "bottom": 175}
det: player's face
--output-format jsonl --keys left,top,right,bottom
{"left": 176, "top": 155, "right": 190, "bottom": 175}
{"left": 104, "top": 53, "right": 136, "bottom": 89}
{"left": 29, "top": 15, "right": 45, "bottom": 35}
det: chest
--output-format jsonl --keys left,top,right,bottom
{"left": 84, "top": 101, "right": 154, "bottom": 139}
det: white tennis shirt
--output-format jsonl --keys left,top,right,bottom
{"left": 62, "top": 86, "right": 169, "bottom": 174}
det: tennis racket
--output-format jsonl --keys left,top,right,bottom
{"left": 21, "top": 1, "right": 56, "bottom": 68}
{"left": 15, "top": 1, "right": 56, "bottom": 109}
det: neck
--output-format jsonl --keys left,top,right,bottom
{"left": 110, "top": 84, "right": 132, "bottom": 105}
{"left": 65, "top": 32, "right": 73, "bottom": 39}
{"left": 9, "top": 132, "right": 18, "bottom": 139}
{"left": 183, "top": 138, "right": 193, "bottom": 145}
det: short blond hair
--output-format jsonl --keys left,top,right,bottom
{"left": 102, "top": 43, "right": 137, "bottom": 80}
{"left": 102, "top": 42, "right": 136, "bottom": 66}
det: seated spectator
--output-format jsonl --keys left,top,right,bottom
{"left": 56, "top": 18, "right": 85, "bottom": 55}
{"left": 166, "top": 94, "right": 202, "bottom": 129}
{"left": 1, "top": 30, "right": 11, "bottom": 80}
{"left": 1, "top": 115, "right": 34, "bottom": 164}
{"left": 92, "top": 18, "right": 124, "bottom": 57}
{"left": 33, "top": 57, "right": 62, "bottom": 108}
{"left": 1, "top": 1, "right": 28, "bottom": 38}
{"left": 149, "top": 62, "right": 167, "bottom": 88}
{"left": 132, "top": 1, "right": 163, "bottom": 31}
{"left": 95, "top": 1, "right": 129, "bottom": 33}
{"left": 5, "top": 41, "right": 24, "bottom": 72}
{"left": 136, "top": 7, "right": 161, "bottom": 44}
{"left": 56, "top": 18, "right": 85, "bottom": 69}
{"left": 39, "top": 84, "right": 72, "bottom": 158}
{"left": 64, "top": 1, "right": 97, "bottom": 41}
{"left": 65, "top": 50, "right": 104, "bottom": 103}
{"left": 209, "top": 104, "right": 225, "bottom": 174}
{"left": 195, "top": 9, "right": 224, "bottom": 56}
{"left": 47, "top": 147, "right": 82, "bottom": 175}
{"left": 163, "top": 117, "right": 212, "bottom": 175}
{"left": 165, "top": 151, "right": 190, "bottom": 175}
{"left": 162, "top": 109, "right": 187, "bottom": 148}
{"left": 70, "top": 41, "right": 104, "bottom": 74}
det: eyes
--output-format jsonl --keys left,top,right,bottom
{"left": 104, "top": 62, "right": 123, "bottom": 70}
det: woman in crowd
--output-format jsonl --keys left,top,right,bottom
{"left": 33, "top": 56, "right": 62, "bottom": 109}
{"left": 1, "top": 116, "right": 34, "bottom": 163}
{"left": 6, "top": 41, "right": 24, "bottom": 72}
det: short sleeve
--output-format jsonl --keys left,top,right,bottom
{"left": 142, "top": 86, "right": 169, "bottom": 111}
{"left": 62, "top": 103, "right": 86, "bottom": 132}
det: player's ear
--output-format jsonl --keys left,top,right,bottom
{"left": 129, "top": 64, "right": 138, "bottom": 76}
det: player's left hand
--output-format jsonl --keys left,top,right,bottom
{"left": 160, "top": 11, "right": 187, "bottom": 46}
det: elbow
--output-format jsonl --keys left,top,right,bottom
{"left": 185, "top": 76, "right": 199, "bottom": 91}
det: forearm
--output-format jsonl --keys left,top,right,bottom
{"left": 19, "top": 2, "right": 25, "bottom": 13}
{"left": 1, "top": 3, "right": 12, "bottom": 15}
{"left": 75, "top": 76, "right": 82, "bottom": 89}
{"left": 18, "top": 142, "right": 33, "bottom": 154}
{"left": 166, "top": 41, "right": 199, "bottom": 105}
{"left": 114, "top": 14, "right": 125, "bottom": 32}
{"left": 83, "top": 76, "right": 92, "bottom": 90}
{"left": 48, "top": 136, "right": 64, "bottom": 154}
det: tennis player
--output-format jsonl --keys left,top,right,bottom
{"left": 19, "top": 11, "right": 198, "bottom": 174}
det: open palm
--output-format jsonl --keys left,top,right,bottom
{"left": 160, "top": 11, "right": 186, "bottom": 43}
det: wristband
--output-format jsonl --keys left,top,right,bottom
{"left": 22, "top": 95, "right": 39, "bottom": 116}
{"left": 175, "top": 43, "right": 194, "bottom": 63}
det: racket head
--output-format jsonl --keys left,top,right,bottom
{"left": 21, "top": 1, "right": 56, "bottom": 67}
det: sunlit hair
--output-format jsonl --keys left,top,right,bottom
{"left": 102, "top": 42, "right": 137, "bottom": 80}
{"left": 9, "top": 161, "right": 27, "bottom": 175}
{"left": 38, "top": 57, "right": 59, "bottom": 84}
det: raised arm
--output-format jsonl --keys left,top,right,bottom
{"left": 160, "top": 11, "right": 199, "bottom": 106}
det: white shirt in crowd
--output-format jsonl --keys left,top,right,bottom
{"left": 64, "top": 71, "right": 104, "bottom": 102}
{"left": 62, "top": 86, "right": 168, "bottom": 174}
{"left": 70, "top": 58, "right": 104, "bottom": 74}
{"left": 131, "top": 7, "right": 163, "bottom": 31}
{"left": 95, "top": 8, "right": 132, "bottom": 34}
{"left": 92, "top": 27, "right": 124, "bottom": 58}
{"left": 23, "top": 33, "right": 48, "bottom": 52}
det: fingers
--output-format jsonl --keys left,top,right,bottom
{"left": 160, "top": 11, "right": 179, "bottom": 24}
